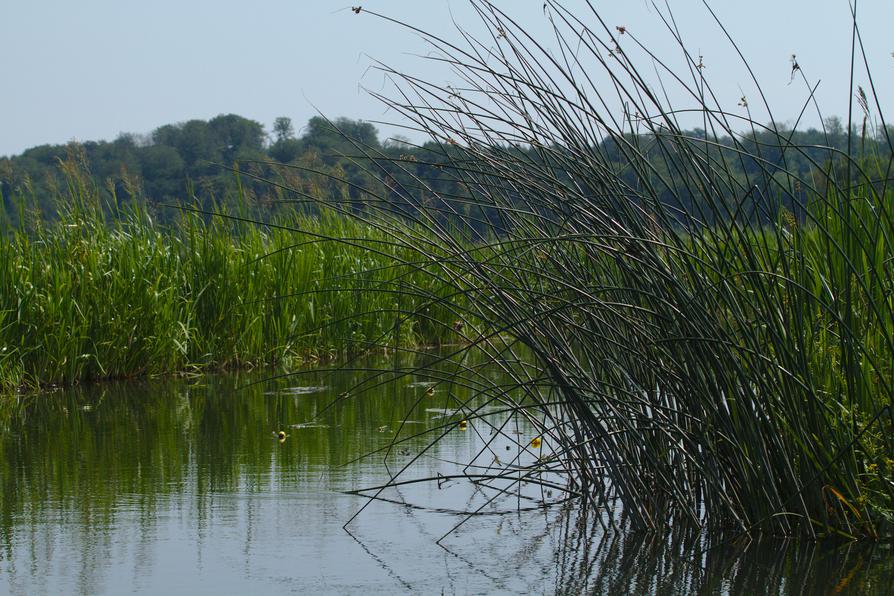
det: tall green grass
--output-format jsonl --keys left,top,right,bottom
{"left": 0, "top": 158, "right": 459, "bottom": 390}
{"left": 297, "top": 1, "right": 894, "bottom": 539}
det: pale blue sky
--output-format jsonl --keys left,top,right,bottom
{"left": 1, "top": 1, "right": 891, "bottom": 157}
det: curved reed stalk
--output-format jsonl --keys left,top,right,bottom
{"left": 265, "top": 1, "right": 893, "bottom": 539}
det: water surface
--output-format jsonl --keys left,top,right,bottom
{"left": 0, "top": 360, "right": 891, "bottom": 594}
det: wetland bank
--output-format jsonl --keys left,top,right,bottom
{"left": 2, "top": 0, "right": 894, "bottom": 593}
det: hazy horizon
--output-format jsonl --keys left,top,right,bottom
{"left": 3, "top": 1, "right": 892, "bottom": 157}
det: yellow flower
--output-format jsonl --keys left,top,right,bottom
{"left": 530, "top": 437, "right": 542, "bottom": 449}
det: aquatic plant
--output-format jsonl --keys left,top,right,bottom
{"left": 299, "top": 1, "right": 893, "bottom": 539}
{"left": 0, "top": 157, "right": 458, "bottom": 389}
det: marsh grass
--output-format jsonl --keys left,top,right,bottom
{"left": 0, "top": 157, "right": 459, "bottom": 390}
{"left": 278, "top": 1, "right": 894, "bottom": 540}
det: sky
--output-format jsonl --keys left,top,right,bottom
{"left": 1, "top": 1, "right": 892, "bottom": 157}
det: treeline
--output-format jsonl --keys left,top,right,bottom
{"left": 1, "top": 113, "right": 891, "bottom": 228}
{"left": 0, "top": 114, "right": 403, "bottom": 224}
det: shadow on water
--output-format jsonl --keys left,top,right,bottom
{"left": 0, "top": 356, "right": 891, "bottom": 594}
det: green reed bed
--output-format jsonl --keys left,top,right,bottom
{"left": 0, "top": 163, "right": 459, "bottom": 391}
{"left": 305, "top": 1, "right": 893, "bottom": 540}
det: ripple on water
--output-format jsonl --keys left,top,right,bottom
{"left": 265, "top": 385, "right": 328, "bottom": 396}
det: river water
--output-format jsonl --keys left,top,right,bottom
{"left": 1, "top": 357, "right": 891, "bottom": 594}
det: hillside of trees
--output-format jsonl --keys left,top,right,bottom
{"left": 0, "top": 112, "right": 890, "bottom": 229}
{"left": 0, "top": 114, "right": 400, "bottom": 224}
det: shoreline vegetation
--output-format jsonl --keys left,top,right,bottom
{"left": 0, "top": 0, "right": 891, "bottom": 545}
{"left": 0, "top": 159, "right": 460, "bottom": 392}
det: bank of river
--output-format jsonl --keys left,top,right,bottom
{"left": 0, "top": 358, "right": 891, "bottom": 594}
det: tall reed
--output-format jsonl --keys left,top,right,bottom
{"left": 295, "top": 1, "right": 893, "bottom": 539}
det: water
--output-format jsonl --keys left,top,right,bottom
{"left": 1, "top": 361, "right": 891, "bottom": 594}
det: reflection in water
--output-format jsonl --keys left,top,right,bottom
{"left": 0, "top": 360, "right": 891, "bottom": 594}
{"left": 548, "top": 511, "right": 893, "bottom": 594}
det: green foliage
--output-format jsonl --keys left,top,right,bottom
{"left": 272, "top": 116, "right": 295, "bottom": 144}
{"left": 0, "top": 162, "right": 460, "bottom": 390}
{"left": 0, "top": 114, "right": 391, "bottom": 222}
{"left": 8, "top": 111, "right": 881, "bottom": 233}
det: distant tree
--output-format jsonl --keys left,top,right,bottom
{"left": 270, "top": 138, "right": 303, "bottom": 163}
{"left": 270, "top": 116, "right": 301, "bottom": 162}
{"left": 301, "top": 117, "right": 380, "bottom": 165}
{"left": 334, "top": 117, "right": 379, "bottom": 148}
{"left": 152, "top": 124, "right": 181, "bottom": 148}
{"left": 138, "top": 145, "right": 185, "bottom": 199}
{"left": 272, "top": 117, "right": 295, "bottom": 144}
{"left": 177, "top": 120, "right": 214, "bottom": 166}
{"left": 114, "top": 132, "right": 138, "bottom": 150}
{"left": 208, "top": 114, "right": 266, "bottom": 162}
{"left": 20, "top": 144, "right": 66, "bottom": 167}
{"left": 825, "top": 116, "right": 844, "bottom": 137}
